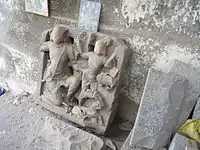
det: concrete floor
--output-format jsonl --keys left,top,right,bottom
{"left": 0, "top": 92, "right": 130, "bottom": 150}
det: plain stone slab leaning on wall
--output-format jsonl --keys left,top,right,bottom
{"left": 122, "top": 59, "right": 200, "bottom": 149}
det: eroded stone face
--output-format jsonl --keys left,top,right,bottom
{"left": 38, "top": 25, "right": 130, "bottom": 134}
{"left": 129, "top": 68, "right": 191, "bottom": 149}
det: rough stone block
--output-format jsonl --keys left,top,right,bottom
{"left": 166, "top": 60, "right": 199, "bottom": 132}
{"left": 129, "top": 68, "right": 191, "bottom": 149}
{"left": 168, "top": 133, "right": 199, "bottom": 150}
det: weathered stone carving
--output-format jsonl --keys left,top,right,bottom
{"left": 38, "top": 25, "right": 130, "bottom": 134}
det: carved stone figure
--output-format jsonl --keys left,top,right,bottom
{"left": 79, "top": 38, "right": 112, "bottom": 102}
{"left": 38, "top": 25, "right": 130, "bottom": 134}
{"left": 40, "top": 26, "right": 80, "bottom": 106}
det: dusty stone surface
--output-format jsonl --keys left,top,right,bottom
{"left": 31, "top": 117, "right": 104, "bottom": 150}
{"left": 0, "top": 92, "right": 129, "bottom": 150}
{"left": 39, "top": 25, "right": 130, "bottom": 134}
{"left": 2, "top": 0, "right": 200, "bottom": 125}
{"left": 0, "top": 92, "right": 106, "bottom": 150}
{"left": 166, "top": 59, "right": 200, "bottom": 94}
{"left": 164, "top": 60, "right": 200, "bottom": 131}
{"left": 168, "top": 133, "right": 199, "bottom": 150}
{"left": 129, "top": 68, "right": 191, "bottom": 149}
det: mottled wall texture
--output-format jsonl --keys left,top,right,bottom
{"left": 1, "top": 0, "right": 200, "bottom": 122}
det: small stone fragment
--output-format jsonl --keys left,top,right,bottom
{"left": 105, "top": 139, "right": 116, "bottom": 150}
{"left": 108, "top": 67, "right": 119, "bottom": 78}
{"left": 72, "top": 106, "right": 83, "bottom": 116}
{"left": 193, "top": 97, "right": 200, "bottom": 119}
{"left": 119, "top": 121, "right": 133, "bottom": 131}
{"left": 13, "top": 98, "right": 21, "bottom": 106}
{"left": 168, "top": 133, "right": 199, "bottom": 150}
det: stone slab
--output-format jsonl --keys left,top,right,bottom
{"left": 32, "top": 116, "right": 104, "bottom": 150}
{"left": 168, "top": 133, "right": 199, "bottom": 150}
{"left": 166, "top": 60, "right": 199, "bottom": 132}
{"left": 129, "top": 68, "right": 190, "bottom": 149}
{"left": 166, "top": 59, "right": 200, "bottom": 94}
{"left": 121, "top": 130, "right": 133, "bottom": 150}
{"left": 122, "top": 130, "right": 167, "bottom": 150}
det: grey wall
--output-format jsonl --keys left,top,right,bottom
{"left": 1, "top": 0, "right": 200, "bottom": 122}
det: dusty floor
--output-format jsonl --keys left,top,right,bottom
{"left": 0, "top": 92, "right": 130, "bottom": 150}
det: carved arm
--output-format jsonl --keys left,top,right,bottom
{"left": 104, "top": 49, "right": 118, "bottom": 67}
{"left": 81, "top": 52, "right": 93, "bottom": 59}
{"left": 40, "top": 42, "right": 50, "bottom": 52}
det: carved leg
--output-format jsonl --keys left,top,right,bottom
{"left": 61, "top": 76, "right": 81, "bottom": 105}
{"left": 43, "top": 80, "right": 63, "bottom": 106}
{"left": 81, "top": 72, "right": 90, "bottom": 91}
{"left": 66, "top": 77, "right": 81, "bottom": 104}
{"left": 94, "top": 91, "right": 105, "bottom": 110}
{"left": 79, "top": 72, "right": 91, "bottom": 105}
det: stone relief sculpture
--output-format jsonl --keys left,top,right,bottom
{"left": 38, "top": 25, "right": 130, "bottom": 134}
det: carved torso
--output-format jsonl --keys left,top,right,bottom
{"left": 48, "top": 43, "right": 75, "bottom": 79}
{"left": 84, "top": 52, "right": 107, "bottom": 80}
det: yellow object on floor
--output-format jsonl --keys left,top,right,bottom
{"left": 178, "top": 119, "right": 200, "bottom": 143}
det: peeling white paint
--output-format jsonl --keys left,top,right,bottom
{"left": 121, "top": 0, "right": 200, "bottom": 35}
{"left": 122, "top": 0, "right": 157, "bottom": 23}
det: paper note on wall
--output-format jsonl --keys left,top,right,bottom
{"left": 78, "top": 0, "right": 101, "bottom": 32}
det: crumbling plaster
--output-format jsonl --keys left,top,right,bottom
{"left": 122, "top": 0, "right": 200, "bottom": 37}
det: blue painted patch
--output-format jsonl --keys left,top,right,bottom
{"left": 78, "top": 0, "right": 101, "bottom": 32}
{"left": 0, "top": 87, "right": 5, "bottom": 96}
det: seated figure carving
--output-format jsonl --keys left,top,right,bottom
{"left": 40, "top": 26, "right": 80, "bottom": 106}
{"left": 79, "top": 37, "right": 113, "bottom": 103}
